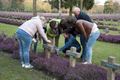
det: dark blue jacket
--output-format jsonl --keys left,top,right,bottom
{"left": 76, "top": 12, "right": 93, "bottom": 23}
{"left": 60, "top": 35, "right": 81, "bottom": 53}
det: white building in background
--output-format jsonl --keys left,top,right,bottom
{"left": 113, "top": 0, "right": 120, "bottom": 4}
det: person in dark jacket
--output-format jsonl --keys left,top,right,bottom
{"left": 72, "top": 7, "right": 94, "bottom": 62}
{"left": 72, "top": 6, "right": 93, "bottom": 22}
{"left": 59, "top": 33, "right": 81, "bottom": 53}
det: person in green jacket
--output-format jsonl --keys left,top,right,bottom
{"left": 46, "top": 19, "right": 61, "bottom": 47}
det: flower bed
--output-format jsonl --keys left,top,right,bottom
{"left": 0, "top": 17, "right": 24, "bottom": 26}
{"left": 98, "top": 25, "right": 119, "bottom": 31}
{"left": 91, "top": 14, "right": 120, "bottom": 21}
{"left": 32, "top": 54, "right": 109, "bottom": 80}
{"left": 0, "top": 34, "right": 120, "bottom": 80}
{"left": 0, "top": 33, "right": 38, "bottom": 61}
{"left": 0, "top": 12, "right": 33, "bottom": 20}
{"left": 0, "top": 33, "right": 18, "bottom": 53}
{"left": 98, "top": 34, "right": 120, "bottom": 43}
{"left": 0, "top": 33, "right": 119, "bottom": 54}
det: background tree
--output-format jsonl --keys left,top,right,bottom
{"left": 103, "top": 1, "right": 113, "bottom": 13}
{"left": 83, "top": 0, "right": 94, "bottom": 10}
{"left": 113, "top": 2, "right": 120, "bottom": 13}
{"left": 48, "top": 0, "right": 94, "bottom": 15}
{"left": 11, "top": 0, "right": 25, "bottom": 11}
{"left": 63, "top": 0, "right": 78, "bottom": 15}
{"left": 0, "top": 0, "right": 3, "bottom": 10}
{"left": 33, "top": 0, "right": 37, "bottom": 16}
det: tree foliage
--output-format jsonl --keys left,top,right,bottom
{"left": 103, "top": 1, "right": 113, "bottom": 13}
{"left": 83, "top": 0, "right": 94, "bottom": 10}
{"left": 0, "top": 0, "right": 3, "bottom": 10}
{"left": 49, "top": 0, "right": 94, "bottom": 10}
{"left": 11, "top": 0, "right": 25, "bottom": 11}
{"left": 113, "top": 2, "right": 120, "bottom": 13}
{"left": 48, "top": 0, "right": 94, "bottom": 15}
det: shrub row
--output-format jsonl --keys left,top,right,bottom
{"left": 98, "top": 25, "right": 120, "bottom": 31}
{"left": 91, "top": 14, "right": 120, "bottom": 21}
{"left": 0, "top": 12, "right": 64, "bottom": 20}
{"left": 32, "top": 54, "right": 108, "bottom": 80}
{"left": 0, "top": 33, "right": 38, "bottom": 61}
{"left": 98, "top": 34, "right": 120, "bottom": 43}
{"left": 0, "top": 12, "right": 32, "bottom": 20}
{"left": 0, "top": 12, "right": 120, "bottom": 21}
{"left": 0, "top": 33, "right": 119, "bottom": 54}
{"left": 0, "top": 33, "right": 18, "bottom": 53}
{"left": 0, "top": 17, "right": 24, "bottom": 26}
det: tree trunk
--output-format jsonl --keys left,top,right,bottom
{"left": 69, "top": 6, "right": 73, "bottom": 16}
{"left": 33, "top": 0, "right": 37, "bottom": 16}
{"left": 80, "top": 0, "right": 83, "bottom": 11}
{"left": 58, "top": 0, "right": 61, "bottom": 18}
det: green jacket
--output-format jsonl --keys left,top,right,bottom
{"left": 46, "top": 19, "right": 61, "bottom": 38}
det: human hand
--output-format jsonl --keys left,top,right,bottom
{"left": 32, "top": 38, "right": 37, "bottom": 43}
{"left": 55, "top": 48, "right": 60, "bottom": 55}
{"left": 47, "top": 40, "right": 51, "bottom": 43}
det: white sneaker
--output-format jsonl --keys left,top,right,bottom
{"left": 24, "top": 64, "right": 33, "bottom": 69}
{"left": 82, "top": 61, "right": 92, "bottom": 64}
{"left": 22, "top": 64, "right": 25, "bottom": 67}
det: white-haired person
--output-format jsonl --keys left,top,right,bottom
{"left": 16, "top": 16, "right": 51, "bottom": 68}
{"left": 72, "top": 6, "right": 93, "bottom": 22}
{"left": 72, "top": 6, "right": 94, "bottom": 62}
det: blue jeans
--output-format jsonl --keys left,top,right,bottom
{"left": 16, "top": 29, "right": 32, "bottom": 65}
{"left": 61, "top": 35, "right": 81, "bottom": 53}
{"left": 80, "top": 31, "right": 100, "bottom": 63}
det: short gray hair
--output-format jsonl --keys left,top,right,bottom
{"left": 72, "top": 6, "right": 80, "bottom": 13}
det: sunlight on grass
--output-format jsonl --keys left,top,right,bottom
{"left": 0, "top": 23, "right": 17, "bottom": 36}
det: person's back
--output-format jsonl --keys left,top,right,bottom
{"left": 76, "top": 20, "right": 93, "bottom": 35}
{"left": 75, "top": 20, "right": 100, "bottom": 64}
{"left": 16, "top": 16, "right": 51, "bottom": 68}
{"left": 75, "top": 20, "right": 99, "bottom": 39}
{"left": 76, "top": 12, "right": 93, "bottom": 22}
{"left": 19, "top": 16, "right": 42, "bottom": 37}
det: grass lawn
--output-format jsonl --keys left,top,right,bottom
{"left": 0, "top": 52, "right": 55, "bottom": 80}
{"left": 0, "top": 23, "right": 120, "bottom": 79}
{"left": 92, "top": 41, "right": 120, "bottom": 65}
{"left": 0, "top": 23, "right": 17, "bottom": 36}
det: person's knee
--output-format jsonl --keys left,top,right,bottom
{"left": 77, "top": 48, "right": 81, "bottom": 53}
